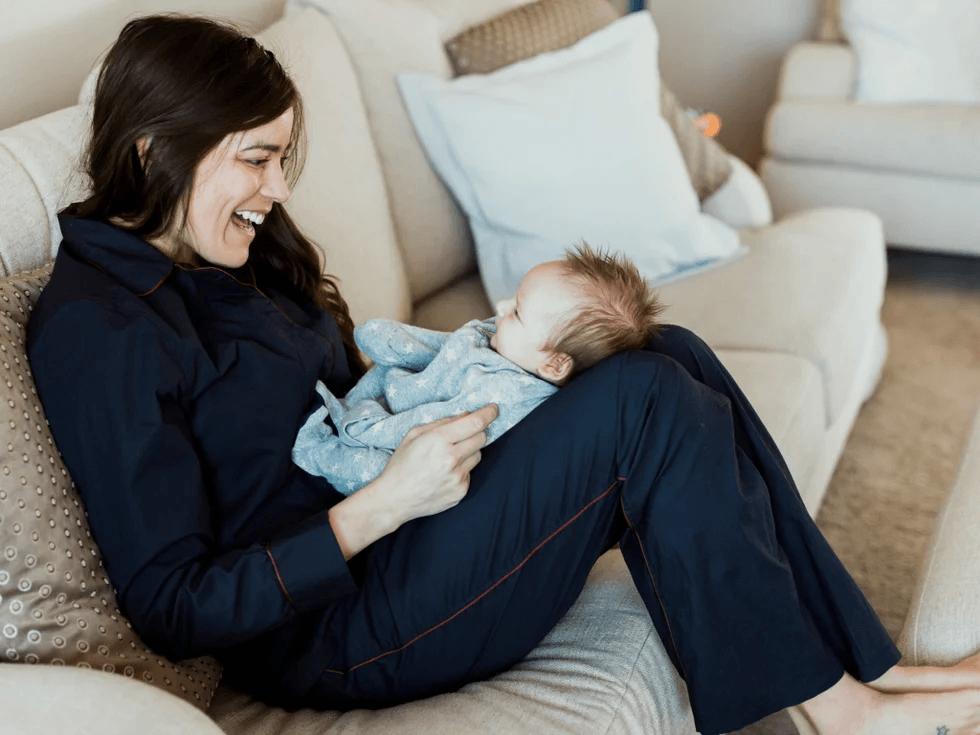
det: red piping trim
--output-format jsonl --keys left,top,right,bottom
{"left": 265, "top": 540, "right": 296, "bottom": 610}
{"left": 323, "top": 478, "right": 623, "bottom": 675}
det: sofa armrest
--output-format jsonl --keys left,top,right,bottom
{"left": 897, "top": 407, "right": 980, "bottom": 665}
{"left": 0, "top": 664, "right": 225, "bottom": 735}
{"left": 776, "top": 42, "right": 855, "bottom": 102}
{"left": 701, "top": 154, "right": 773, "bottom": 229}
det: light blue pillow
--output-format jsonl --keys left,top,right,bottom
{"left": 397, "top": 12, "right": 745, "bottom": 306}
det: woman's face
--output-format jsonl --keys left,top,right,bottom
{"left": 160, "top": 107, "right": 294, "bottom": 268}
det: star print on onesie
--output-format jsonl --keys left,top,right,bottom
{"left": 292, "top": 318, "right": 557, "bottom": 495}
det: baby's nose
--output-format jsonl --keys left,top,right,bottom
{"left": 496, "top": 298, "right": 514, "bottom": 317}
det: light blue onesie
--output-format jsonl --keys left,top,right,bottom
{"left": 292, "top": 318, "right": 557, "bottom": 495}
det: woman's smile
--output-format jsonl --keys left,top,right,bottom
{"left": 155, "top": 109, "right": 293, "bottom": 267}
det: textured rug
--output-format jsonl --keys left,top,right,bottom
{"left": 816, "top": 250, "right": 980, "bottom": 640}
{"left": 739, "top": 249, "right": 980, "bottom": 735}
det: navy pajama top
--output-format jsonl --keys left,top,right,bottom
{"left": 27, "top": 216, "right": 358, "bottom": 697}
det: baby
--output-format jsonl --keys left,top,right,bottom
{"left": 292, "top": 243, "right": 664, "bottom": 495}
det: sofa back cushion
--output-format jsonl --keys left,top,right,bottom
{"left": 0, "top": 106, "right": 91, "bottom": 277}
{"left": 442, "top": 0, "right": 732, "bottom": 202}
{"left": 0, "top": 264, "right": 222, "bottom": 710}
{"left": 444, "top": 0, "right": 620, "bottom": 75}
{"left": 256, "top": 8, "right": 413, "bottom": 325}
{"left": 289, "top": 0, "right": 487, "bottom": 306}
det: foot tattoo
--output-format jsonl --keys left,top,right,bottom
{"left": 937, "top": 727, "right": 949, "bottom": 735}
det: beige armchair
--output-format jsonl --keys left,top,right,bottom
{"left": 760, "top": 41, "right": 980, "bottom": 257}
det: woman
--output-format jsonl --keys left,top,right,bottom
{"left": 24, "top": 14, "right": 980, "bottom": 735}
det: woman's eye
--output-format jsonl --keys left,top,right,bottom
{"left": 246, "top": 159, "right": 269, "bottom": 167}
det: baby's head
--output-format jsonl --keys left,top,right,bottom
{"left": 490, "top": 243, "right": 664, "bottom": 385}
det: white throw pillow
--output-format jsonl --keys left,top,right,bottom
{"left": 841, "top": 0, "right": 980, "bottom": 104}
{"left": 396, "top": 12, "right": 744, "bottom": 306}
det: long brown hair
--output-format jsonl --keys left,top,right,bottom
{"left": 63, "top": 13, "right": 366, "bottom": 376}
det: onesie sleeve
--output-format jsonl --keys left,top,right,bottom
{"left": 27, "top": 299, "right": 357, "bottom": 661}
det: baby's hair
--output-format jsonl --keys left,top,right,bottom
{"left": 545, "top": 241, "right": 665, "bottom": 382}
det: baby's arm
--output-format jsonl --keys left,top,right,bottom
{"left": 354, "top": 319, "right": 451, "bottom": 370}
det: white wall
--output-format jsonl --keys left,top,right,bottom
{"left": 646, "top": 0, "right": 824, "bottom": 168}
{"left": 1, "top": 0, "right": 823, "bottom": 169}
{"left": 0, "top": 0, "right": 286, "bottom": 130}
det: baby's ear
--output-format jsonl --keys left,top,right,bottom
{"left": 539, "top": 352, "right": 573, "bottom": 385}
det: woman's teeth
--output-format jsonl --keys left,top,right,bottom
{"left": 234, "top": 210, "right": 264, "bottom": 225}
{"left": 232, "top": 210, "right": 265, "bottom": 234}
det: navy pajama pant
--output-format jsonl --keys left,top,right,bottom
{"left": 295, "top": 325, "right": 900, "bottom": 735}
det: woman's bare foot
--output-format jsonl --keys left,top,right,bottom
{"left": 868, "top": 653, "right": 980, "bottom": 693}
{"left": 801, "top": 671, "right": 980, "bottom": 735}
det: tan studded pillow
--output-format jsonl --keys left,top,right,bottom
{"left": 0, "top": 263, "right": 221, "bottom": 711}
{"left": 444, "top": 0, "right": 733, "bottom": 201}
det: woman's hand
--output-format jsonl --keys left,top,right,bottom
{"left": 328, "top": 404, "right": 498, "bottom": 560}
{"left": 376, "top": 403, "right": 499, "bottom": 523}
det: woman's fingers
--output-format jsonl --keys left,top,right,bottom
{"left": 409, "top": 414, "right": 459, "bottom": 437}
{"left": 437, "top": 404, "right": 499, "bottom": 444}
{"left": 452, "top": 430, "right": 488, "bottom": 462}
{"left": 458, "top": 449, "right": 482, "bottom": 475}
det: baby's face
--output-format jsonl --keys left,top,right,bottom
{"left": 491, "top": 261, "right": 582, "bottom": 379}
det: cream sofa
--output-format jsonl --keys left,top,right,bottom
{"left": 899, "top": 404, "right": 980, "bottom": 669}
{"left": 761, "top": 40, "right": 980, "bottom": 257}
{"left": 0, "top": 1, "right": 892, "bottom": 733}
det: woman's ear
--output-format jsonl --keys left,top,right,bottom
{"left": 539, "top": 352, "right": 573, "bottom": 385}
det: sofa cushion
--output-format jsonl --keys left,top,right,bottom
{"left": 760, "top": 157, "right": 980, "bottom": 256}
{"left": 443, "top": 0, "right": 732, "bottom": 202}
{"left": 208, "top": 548, "right": 697, "bottom": 735}
{"left": 444, "top": 0, "right": 620, "bottom": 76}
{"left": 897, "top": 405, "right": 980, "bottom": 666}
{"left": 396, "top": 13, "right": 744, "bottom": 306}
{"left": 0, "top": 105, "right": 90, "bottom": 277}
{"left": 840, "top": 0, "right": 980, "bottom": 104}
{"left": 0, "top": 264, "right": 222, "bottom": 711}
{"left": 766, "top": 101, "right": 980, "bottom": 181}
{"left": 411, "top": 272, "right": 494, "bottom": 333}
{"left": 256, "top": 7, "right": 412, "bottom": 326}
{"left": 288, "top": 0, "right": 482, "bottom": 306}
{"left": 655, "top": 206, "right": 886, "bottom": 427}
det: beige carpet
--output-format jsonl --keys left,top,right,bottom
{"left": 816, "top": 250, "right": 980, "bottom": 641}
{"left": 740, "top": 249, "right": 980, "bottom": 735}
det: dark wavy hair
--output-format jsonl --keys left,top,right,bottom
{"left": 63, "top": 13, "right": 367, "bottom": 376}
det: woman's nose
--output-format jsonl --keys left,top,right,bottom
{"left": 262, "top": 160, "right": 291, "bottom": 204}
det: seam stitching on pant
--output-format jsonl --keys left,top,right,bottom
{"left": 323, "top": 478, "right": 622, "bottom": 676}
{"left": 619, "top": 495, "right": 689, "bottom": 682}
